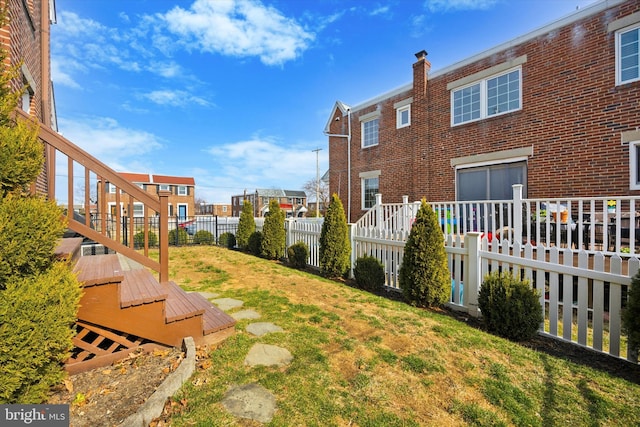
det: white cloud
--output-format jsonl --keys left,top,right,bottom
{"left": 205, "top": 136, "right": 328, "bottom": 202}
{"left": 163, "top": 0, "right": 315, "bottom": 66}
{"left": 424, "top": 0, "right": 498, "bottom": 13}
{"left": 141, "top": 89, "right": 211, "bottom": 107}
{"left": 57, "top": 116, "right": 164, "bottom": 171}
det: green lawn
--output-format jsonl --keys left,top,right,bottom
{"left": 159, "top": 245, "right": 640, "bottom": 426}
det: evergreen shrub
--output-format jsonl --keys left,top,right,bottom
{"left": 133, "top": 230, "right": 158, "bottom": 249}
{"left": 287, "top": 241, "right": 309, "bottom": 269}
{"left": 478, "top": 271, "right": 543, "bottom": 341}
{"left": 193, "top": 230, "right": 214, "bottom": 245}
{"left": 260, "top": 200, "right": 285, "bottom": 259}
{"left": 319, "top": 194, "right": 350, "bottom": 278}
{"left": 0, "top": 263, "right": 81, "bottom": 403}
{"left": 169, "top": 227, "right": 189, "bottom": 246}
{"left": 236, "top": 201, "right": 255, "bottom": 250}
{"left": 354, "top": 255, "right": 385, "bottom": 292}
{"left": 622, "top": 270, "right": 640, "bottom": 355}
{"left": 399, "top": 199, "right": 450, "bottom": 307}
{"left": 248, "top": 231, "right": 263, "bottom": 256}
{"left": 218, "top": 232, "right": 236, "bottom": 249}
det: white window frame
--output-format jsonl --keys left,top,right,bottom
{"left": 394, "top": 97, "right": 412, "bottom": 129}
{"left": 360, "top": 111, "right": 380, "bottom": 148}
{"left": 359, "top": 170, "right": 381, "bottom": 210}
{"left": 451, "top": 66, "right": 522, "bottom": 126}
{"left": 132, "top": 202, "right": 144, "bottom": 218}
{"left": 616, "top": 23, "right": 640, "bottom": 86}
{"left": 222, "top": 205, "right": 227, "bottom": 213}
{"left": 630, "top": 140, "right": 640, "bottom": 190}
{"left": 158, "top": 184, "right": 170, "bottom": 192}
{"left": 177, "top": 185, "right": 187, "bottom": 196}
{"left": 108, "top": 182, "right": 116, "bottom": 194}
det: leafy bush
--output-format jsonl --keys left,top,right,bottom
{"left": 169, "top": 227, "right": 189, "bottom": 246}
{"left": 0, "top": 262, "right": 81, "bottom": 403}
{"left": 218, "top": 232, "right": 236, "bottom": 249}
{"left": 193, "top": 230, "right": 214, "bottom": 245}
{"left": 622, "top": 270, "right": 640, "bottom": 356}
{"left": 354, "top": 255, "right": 386, "bottom": 292}
{"left": 133, "top": 230, "right": 158, "bottom": 249}
{"left": 287, "top": 241, "right": 309, "bottom": 269}
{"left": 248, "top": 231, "right": 263, "bottom": 256}
{"left": 319, "top": 194, "right": 351, "bottom": 278}
{"left": 236, "top": 200, "right": 255, "bottom": 250}
{"left": 399, "top": 199, "right": 450, "bottom": 307}
{"left": 261, "top": 200, "right": 285, "bottom": 259}
{"left": 478, "top": 271, "right": 543, "bottom": 341}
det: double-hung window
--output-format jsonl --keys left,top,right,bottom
{"left": 452, "top": 68, "right": 521, "bottom": 126}
{"left": 177, "top": 185, "right": 187, "bottom": 196}
{"left": 360, "top": 170, "right": 380, "bottom": 209}
{"left": 360, "top": 111, "right": 380, "bottom": 148}
{"left": 616, "top": 24, "right": 640, "bottom": 85}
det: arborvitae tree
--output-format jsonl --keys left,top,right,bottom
{"left": 260, "top": 199, "right": 285, "bottom": 259}
{"left": 236, "top": 200, "right": 255, "bottom": 250}
{"left": 622, "top": 271, "right": 640, "bottom": 357}
{"left": 0, "top": 22, "right": 81, "bottom": 403}
{"left": 319, "top": 193, "right": 350, "bottom": 278}
{"left": 399, "top": 199, "right": 450, "bottom": 307}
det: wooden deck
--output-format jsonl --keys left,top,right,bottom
{"left": 56, "top": 237, "right": 236, "bottom": 373}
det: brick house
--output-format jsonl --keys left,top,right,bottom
{"left": 199, "top": 203, "right": 232, "bottom": 217}
{"left": 326, "top": 0, "right": 640, "bottom": 223}
{"left": 97, "top": 173, "right": 196, "bottom": 218}
{"left": 231, "top": 189, "right": 308, "bottom": 217}
{"left": 1, "top": 0, "right": 57, "bottom": 195}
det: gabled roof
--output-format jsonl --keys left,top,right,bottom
{"left": 119, "top": 173, "right": 151, "bottom": 183}
{"left": 152, "top": 175, "right": 195, "bottom": 186}
{"left": 284, "top": 190, "right": 306, "bottom": 198}
{"left": 323, "top": 101, "right": 351, "bottom": 134}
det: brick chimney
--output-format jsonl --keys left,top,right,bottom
{"left": 413, "top": 50, "right": 430, "bottom": 99}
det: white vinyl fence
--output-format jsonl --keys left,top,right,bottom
{"left": 282, "top": 192, "right": 638, "bottom": 363}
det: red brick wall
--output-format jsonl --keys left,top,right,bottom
{"left": 329, "top": 1, "right": 640, "bottom": 222}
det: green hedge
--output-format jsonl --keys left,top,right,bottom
{"left": 287, "top": 241, "right": 309, "bottom": 269}
{"left": 169, "top": 228, "right": 189, "bottom": 246}
{"left": 319, "top": 194, "right": 350, "bottom": 278}
{"left": 133, "top": 231, "right": 158, "bottom": 249}
{"left": 354, "top": 255, "right": 386, "bottom": 293}
{"left": 193, "top": 230, "right": 214, "bottom": 245}
{"left": 219, "top": 232, "right": 236, "bottom": 249}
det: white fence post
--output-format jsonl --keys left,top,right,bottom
{"left": 464, "top": 232, "right": 482, "bottom": 317}
{"left": 375, "top": 193, "right": 383, "bottom": 230}
{"left": 513, "top": 184, "right": 523, "bottom": 245}
{"left": 349, "top": 223, "right": 356, "bottom": 278}
{"left": 402, "top": 195, "right": 409, "bottom": 231}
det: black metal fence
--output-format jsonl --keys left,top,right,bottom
{"left": 88, "top": 215, "right": 241, "bottom": 248}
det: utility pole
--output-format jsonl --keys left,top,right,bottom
{"left": 312, "top": 148, "right": 322, "bottom": 217}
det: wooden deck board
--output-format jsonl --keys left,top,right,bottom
{"left": 187, "top": 292, "right": 236, "bottom": 334}
{"left": 74, "top": 254, "right": 124, "bottom": 287}
{"left": 120, "top": 269, "right": 168, "bottom": 308}
{"left": 54, "top": 237, "right": 84, "bottom": 262}
{"left": 161, "top": 282, "right": 205, "bottom": 323}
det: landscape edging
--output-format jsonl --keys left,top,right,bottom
{"left": 117, "top": 337, "right": 196, "bottom": 427}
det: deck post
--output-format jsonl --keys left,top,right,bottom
{"left": 158, "top": 190, "right": 170, "bottom": 282}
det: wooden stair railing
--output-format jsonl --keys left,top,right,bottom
{"left": 15, "top": 109, "right": 169, "bottom": 282}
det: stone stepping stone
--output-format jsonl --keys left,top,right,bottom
{"left": 221, "top": 383, "right": 276, "bottom": 423}
{"left": 244, "top": 343, "right": 293, "bottom": 368}
{"left": 211, "top": 297, "right": 243, "bottom": 311}
{"left": 195, "top": 291, "right": 219, "bottom": 300}
{"left": 231, "top": 309, "right": 261, "bottom": 320}
{"left": 246, "top": 322, "right": 283, "bottom": 337}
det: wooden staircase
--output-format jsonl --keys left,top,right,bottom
{"left": 57, "top": 238, "right": 236, "bottom": 374}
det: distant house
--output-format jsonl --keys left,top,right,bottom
{"left": 97, "top": 173, "right": 196, "bottom": 218}
{"left": 231, "top": 189, "right": 308, "bottom": 217}
{"left": 199, "top": 203, "right": 232, "bottom": 217}
{"left": 325, "top": 0, "right": 640, "bottom": 222}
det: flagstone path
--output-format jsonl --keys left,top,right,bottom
{"left": 209, "top": 294, "right": 291, "bottom": 423}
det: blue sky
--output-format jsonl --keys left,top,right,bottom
{"left": 51, "top": 0, "right": 598, "bottom": 204}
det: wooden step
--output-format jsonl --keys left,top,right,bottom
{"left": 187, "top": 292, "right": 237, "bottom": 334}
{"left": 74, "top": 254, "right": 124, "bottom": 287}
{"left": 120, "top": 269, "right": 168, "bottom": 308}
{"left": 161, "top": 282, "right": 206, "bottom": 323}
{"left": 54, "top": 237, "right": 84, "bottom": 262}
